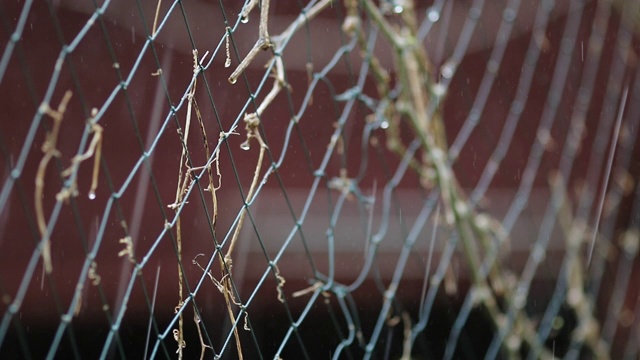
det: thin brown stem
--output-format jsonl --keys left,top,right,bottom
{"left": 35, "top": 90, "right": 73, "bottom": 274}
{"left": 229, "top": 0, "right": 271, "bottom": 84}
{"left": 152, "top": 0, "right": 163, "bottom": 36}
{"left": 59, "top": 118, "right": 103, "bottom": 200}
{"left": 226, "top": 115, "right": 266, "bottom": 258}
{"left": 193, "top": 311, "right": 213, "bottom": 360}
{"left": 170, "top": 49, "right": 201, "bottom": 359}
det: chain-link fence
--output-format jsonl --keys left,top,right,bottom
{"left": 1, "top": 0, "right": 639, "bottom": 358}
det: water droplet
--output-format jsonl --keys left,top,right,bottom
{"left": 487, "top": 60, "right": 499, "bottom": 74}
{"left": 380, "top": 120, "right": 389, "bottom": 129}
{"left": 225, "top": 58, "right": 231, "bottom": 68}
{"left": 427, "top": 9, "right": 440, "bottom": 22}
{"left": 440, "top": 62, "right": 456, "bottom": 79}
{"left": 393, "top": 5, "right": 403, "bottom": 14}
{"left": 432, "top": 83, "right": 446, "bottom": 97}
{"left": 240, "top": 141, "right": 250, "bottom": 151}
{"left": 228, "top": 77, "right": 237, "bottom": 84}
{"left": 468, "top": 7, "right": 481, "bottom": 20}
{"left": 513, "top": 291, "right": 526, "bottom": 309}
{"left": 241, "top": 15, "right": 249, "bottom": 24}
{"left": 503, "top": 8, "right": 516, "bottom": 23}
{"left": 88, "top": 192, "right": 96, "bottom": 200}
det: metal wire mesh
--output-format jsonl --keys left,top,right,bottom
{"left": 1, "top": 0, "right": 639, "bottom": 358}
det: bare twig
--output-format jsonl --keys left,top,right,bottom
{"left": 226, "top": 112, "right": 266, "bottom": 259}
{"left": 354, "top": 1, "right": 551, "bottom": 356}
{"left": 292, "top": 281, "right": 323, "bottom": 298}
{"left": 274, "top": 264, "right": 286, "bottom": 303}
{"left": 59, "top": 108, "right": 103, "bottom": 201}
{"left": 400, "top": 311, "right": 412, "bottom": 360}
{"left": 228, "top": 0, "right": 333, "bottom": 84}
{"left": 35, "top": 90, "right": 73, "bottom": 274}
{"left": 170, "top": 49, "right": 202, "bottom": 360}
{"left": 228, "top": 0, "right": 272, "bottom": 84}
{"left": 225, "top": 56, "right": 282, "bottom": 260}
{"left": 193, "top": 312, "right": 213, "bottom": 360}
{"left": 218, "top": 68, "right": 274, "bottom": 358}
{"left": 152, "top": 0, "right": 163, "bottom": 36}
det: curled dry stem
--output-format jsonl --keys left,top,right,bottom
{"left": 59, "top": 109, "right": 103, "bottom": 202}
{"left": 229, "top": 0, "right": 272, "bottom": 84}
{"left": 353, "top": 1, "right": 551, "bottom": 355}
{"left": 193, "top": 311, "right": 213, "bottom": 360}
{"left": 35, "top": 90, "right": 73, "bottom": 274}
{"left": 171, "top": 49, "right": 202, "bottom": 360}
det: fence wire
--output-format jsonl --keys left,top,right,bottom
{"left": 1, "top": 0, "right": 640, "bottom": 359}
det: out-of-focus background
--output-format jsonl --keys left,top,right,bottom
{"left": 1, "top": 0, "right": 640, "bottom": 358}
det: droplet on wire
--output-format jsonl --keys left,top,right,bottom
{"left": 428, "top": 9, "right": 441, "bottom": 22}
{"left": 241, "top": 16, "right": 249, "bottom": 24}
{"left": 240, "top": 141, "right": 250, "bottom": 151}
{"left": 225, "top": 58, "right": 231, "bottom": 68}
{"left": 88, "top": 192, "right": 96, "bottom": 200}
{"left": 393, "top": 5, "right": 403, "bottom": 14}
{"left": 441, "top": 61, "right": 456, "bottom": 79}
